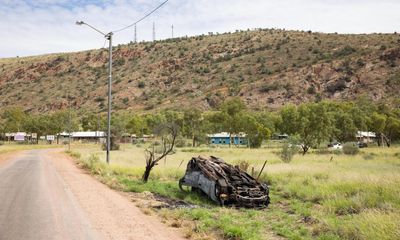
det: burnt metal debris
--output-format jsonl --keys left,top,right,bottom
{"left": 179, "top": 156, "right": 270, "bottom": 208}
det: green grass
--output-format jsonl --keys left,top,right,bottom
{"left": 67, "top": 144, "right": 400, "bottom": 240}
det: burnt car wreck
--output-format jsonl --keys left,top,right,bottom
{"left": 179, "top": 156, "right": 270, "bottom": 208}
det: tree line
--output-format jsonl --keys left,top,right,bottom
{"left": 1, "top": 96, "right": 399, "bottom": 152}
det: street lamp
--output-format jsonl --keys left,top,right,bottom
{"left": 75, "top": 0, "right": 169, "bottom": 164}
{"left": 76, "top": 21, "right": 112, "bottom": 164}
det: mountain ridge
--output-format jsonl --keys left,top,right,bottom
{"left": 1, "top": 28, "right": 399, "bottom": 113}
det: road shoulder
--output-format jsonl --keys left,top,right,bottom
{"left": 0, "top": 151, "right": 21, "bottom": 167}
{"left": 48, "top": 149, "right": 185, "bottom": 240}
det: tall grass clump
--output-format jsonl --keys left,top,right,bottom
{"left": 280, "top": 142, "right": 298, "bottom": 163}
{"left": 78, "top": 153, "right": 108, "bottom": 176}
{"left": 65, "top": 150, "right": 81, "bottom": 159}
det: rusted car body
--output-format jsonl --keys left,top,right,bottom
{"left": 179, "top": 156, "right": 270, "bottom": 208}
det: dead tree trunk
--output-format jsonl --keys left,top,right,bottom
{"left": 302, "top": 145, "right": 309, "bottom": 155}
{"left": 382, "top": 133, "right": 391, "bottom": 147}
{"left": 142, "top": 123, "right": 178, "bottom": 183}
{"left": 142, "top": 163, "right": 156, "bottom": 182}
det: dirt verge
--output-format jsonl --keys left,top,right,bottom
{"left": 49, "top": 149, "right": 185, "bottom": 240}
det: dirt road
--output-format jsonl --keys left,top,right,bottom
{"left": 0, "top": 149, "right": 184, "bottom": 240}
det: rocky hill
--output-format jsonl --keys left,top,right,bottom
{"left": 1, "top": 29, "right": 399, "bottom": 113}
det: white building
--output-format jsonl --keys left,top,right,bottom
{"left": 59, "top": 131, "right": 106, "bottom": 143}
{"left": 356, "top": 131, "right": 376, "bottom": 143}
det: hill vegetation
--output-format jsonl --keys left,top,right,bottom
{"left": 0, "top": 29, "right": 399, "bottom": 113}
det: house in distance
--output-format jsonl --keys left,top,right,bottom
{"left": 59, "top": 131, "right": 106, "bottom": 143}
{"left": 207, "top": 132, "right": 247, "bottom": 146}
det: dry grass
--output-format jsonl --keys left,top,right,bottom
{"left": 69, "top": 143, "right": 400, "bottom": 239}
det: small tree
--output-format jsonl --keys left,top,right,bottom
{"left": 183, "top": 108, "right": 204, "bottom": 147}
{"left": 280, "top": 136, "right": 300, "bottom": 163}
{"left": 297, "top": 103, "right": 332, "bottom": 154}
{"left": 142, "top": 123, "right": 179, "bottom": 182}
{"left": 244, "top": 115, "right": 271, "bottom": 148}
{"left": 219, "top": 98, "right": 247, "bottom": 147}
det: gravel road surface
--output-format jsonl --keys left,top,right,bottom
{"left": 0, "top": 149, "right": 184, "bottom": 240}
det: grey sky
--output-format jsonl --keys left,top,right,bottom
{"left": 0, "top": 0, "right": 399, "bottom": 58}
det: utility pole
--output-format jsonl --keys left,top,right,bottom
{"left": 106, "top": 32, "right": 113, "bottom": 164}
{"left": 171, "top": 24, "right": 174, "bottom": 38}
{"left": 152, "top": 22, "right": 156, "bottom": 41}
{"left": 68, "top": 92, "right": 71, "bottom": 151}
{"left": 97, "top": 114, "right": 101, "bottom": 144}
{"left": 76, "top": 21, "right": 113, "bottom": 164}
{"left": 76, "top": 0, "right": 169, "bottom": 164}
{"left": 134, "top": 24, "right": 137, "bottom": 43}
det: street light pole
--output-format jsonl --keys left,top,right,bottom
{"left": 76, "top": 0, "right": 169, "bottom": 165}
{"left": 76, "top": 21, "right": 112, "bottom": 164}
{"left": 106, "top": 32, "right": 113, "bottom": 164}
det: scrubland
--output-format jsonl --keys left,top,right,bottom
{"left": 67, "top": 143, "right": 400, "bottom": 240}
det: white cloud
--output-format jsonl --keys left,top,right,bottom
{"left": 0, "top": 0, "right": 399, "bottom": 58}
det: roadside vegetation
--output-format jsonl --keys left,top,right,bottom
{"left": 67, "top": 144, "right": 400, "bottom": 240}
{"left": 1, "top": 97, "right": 400, "bottom": 151}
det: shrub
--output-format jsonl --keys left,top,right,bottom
{"left": 138, "top": 81, "right": 145, "bottom": 88}
{"left": 334, "top": 45, "right": 356, "bottom": 57}
{"left": 280, "top": 142, "right": 298, "bottom": 163}
{"left": 326, "top": 79, "right": 346, "bottom": 93}
{"left": 386, "top": 73, "right": 400, "bottom": 86}
{"left": 175, "top": 138, "right": 186, "bottom": 148}
{"left": 260, "top": 81, "right": 280, "bottom": 93}
{"left": 307, "top": 85, "right": 316, "bottom": 94}
{"left": 343, "top": 142, "right": 359, "bottom": 155}
{"left": 87, "top": 154, "right": 100, "bottom": 169}
{"left": 66, "top": 151, "right": 81, "bottom": 159}
{"left": 95, "top": 96, "right": 105, "bottom": 102}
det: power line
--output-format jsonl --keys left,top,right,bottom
{"left": 113, "top": 0, "right": 169, "bottom": 33}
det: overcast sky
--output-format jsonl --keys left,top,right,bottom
{"left": 1, "top": 0, "right": 399, "bottom": 58}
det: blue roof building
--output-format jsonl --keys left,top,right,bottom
{"left": 207, "top": 132, "right": 247, "bottom": 145}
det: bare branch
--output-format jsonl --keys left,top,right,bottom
{"left": 142, "top": 123, "right": 180, "bottom": 182}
